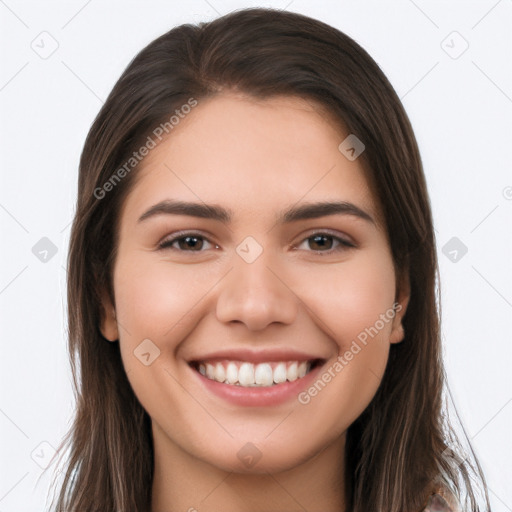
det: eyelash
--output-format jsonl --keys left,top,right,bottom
{"left": 157, "top": 230, "right": 356, "bottom": 254}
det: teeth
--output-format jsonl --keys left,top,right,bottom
{"left": 197, "top": 360, "right": 314, "bottom": 387}
{"left": 226, "top": 362, "right": 238, "bottom": 384}
{"left": 206, "top": 363, "right": 215, "bottom": 380}
{"left": 238, "top": 363, "right": 255, "bottom": 386}
{"left": 287, "top": 361, "right": 298, "bottom": 381}
{"left": 254, "top": 363, "right": 272, "bottom": 386}
{"left": 214, "top": 363, "right": 226, "bottom": 383}
{"left": 273, "top": 362, "right": 287, "bottom": 383}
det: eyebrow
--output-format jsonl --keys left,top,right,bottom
{"left": 137, "top": 199, "right": 375, "bottom": 225}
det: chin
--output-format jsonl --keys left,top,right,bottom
{"left": 199, "top": 441, "right": 320, "bottom": 475}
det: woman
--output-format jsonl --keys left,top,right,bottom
{"left": 48, "top": 7, "right": 490, "bottom": 511}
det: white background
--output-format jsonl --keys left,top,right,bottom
{"left": 0, "top": 1, "right": 511, "bottom": 510}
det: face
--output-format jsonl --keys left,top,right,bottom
{"left": 100, "top": 93, "right": 409, "bottom": 474}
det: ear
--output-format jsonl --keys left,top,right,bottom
{"left": 99, "top": 286, "right": 119, "bottom": 342}
{"left": 389, "top": 270, "right": 410, "bottom": 345}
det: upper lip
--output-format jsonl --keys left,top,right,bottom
{"left": 188, "top": 348, "right": 327, "bottom": 365}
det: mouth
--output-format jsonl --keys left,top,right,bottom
{"left": 188, "top": 358, "right": 325, "bottom": 388}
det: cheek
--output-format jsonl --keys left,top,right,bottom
{"left": 293, "top": 256, "right": 397, "bottom": 430}
{"left": 300, "top": 252, "right": 397, "bottom": 347}
{"left": 113, "top": 257, "right": 210, "bottom": 341}
{"left": 111, "top": 258, "right": 206, "bottom": 411}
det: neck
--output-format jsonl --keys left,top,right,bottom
{"left": 150, "top": 423, "right": 347, "bottom": 512}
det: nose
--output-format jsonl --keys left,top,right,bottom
{"left": 215, "top": 249, "right": 298, "bottom": 331}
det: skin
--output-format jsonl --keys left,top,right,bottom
{"left": 100, "top": 93, "right": 409, "bottom": 512}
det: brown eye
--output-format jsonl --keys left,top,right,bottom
{"left": 309, "top": 234, "right": 334, "bottom": 251}
{"left": 296, "top": 232, "right": 355, "bottom": 253}
{"left": 158, "top": 232, "right": 216, "bottom": 252}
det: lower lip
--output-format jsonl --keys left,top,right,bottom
{"left": 189, "top": 361, "right": 325, "bottom": 407}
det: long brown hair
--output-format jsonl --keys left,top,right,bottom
{"left": 47, "top": 7, "right": 490, "bottom": 511}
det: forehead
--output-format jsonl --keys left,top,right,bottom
{"left": 120, "top": 93, "right": 381, "bottom": 227}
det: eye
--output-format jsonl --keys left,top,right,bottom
{"left": 158, "top": 231, "right": 217, "bottom": 252}
{"left": 157, "top": 230, "right": 355, "bottom": 254}
{"left": 295, "top": 231, "right": 355, "bottom": 253}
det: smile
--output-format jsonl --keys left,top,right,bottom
{"left": 191, "top": 359, "right": 323, "bottom": 387}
